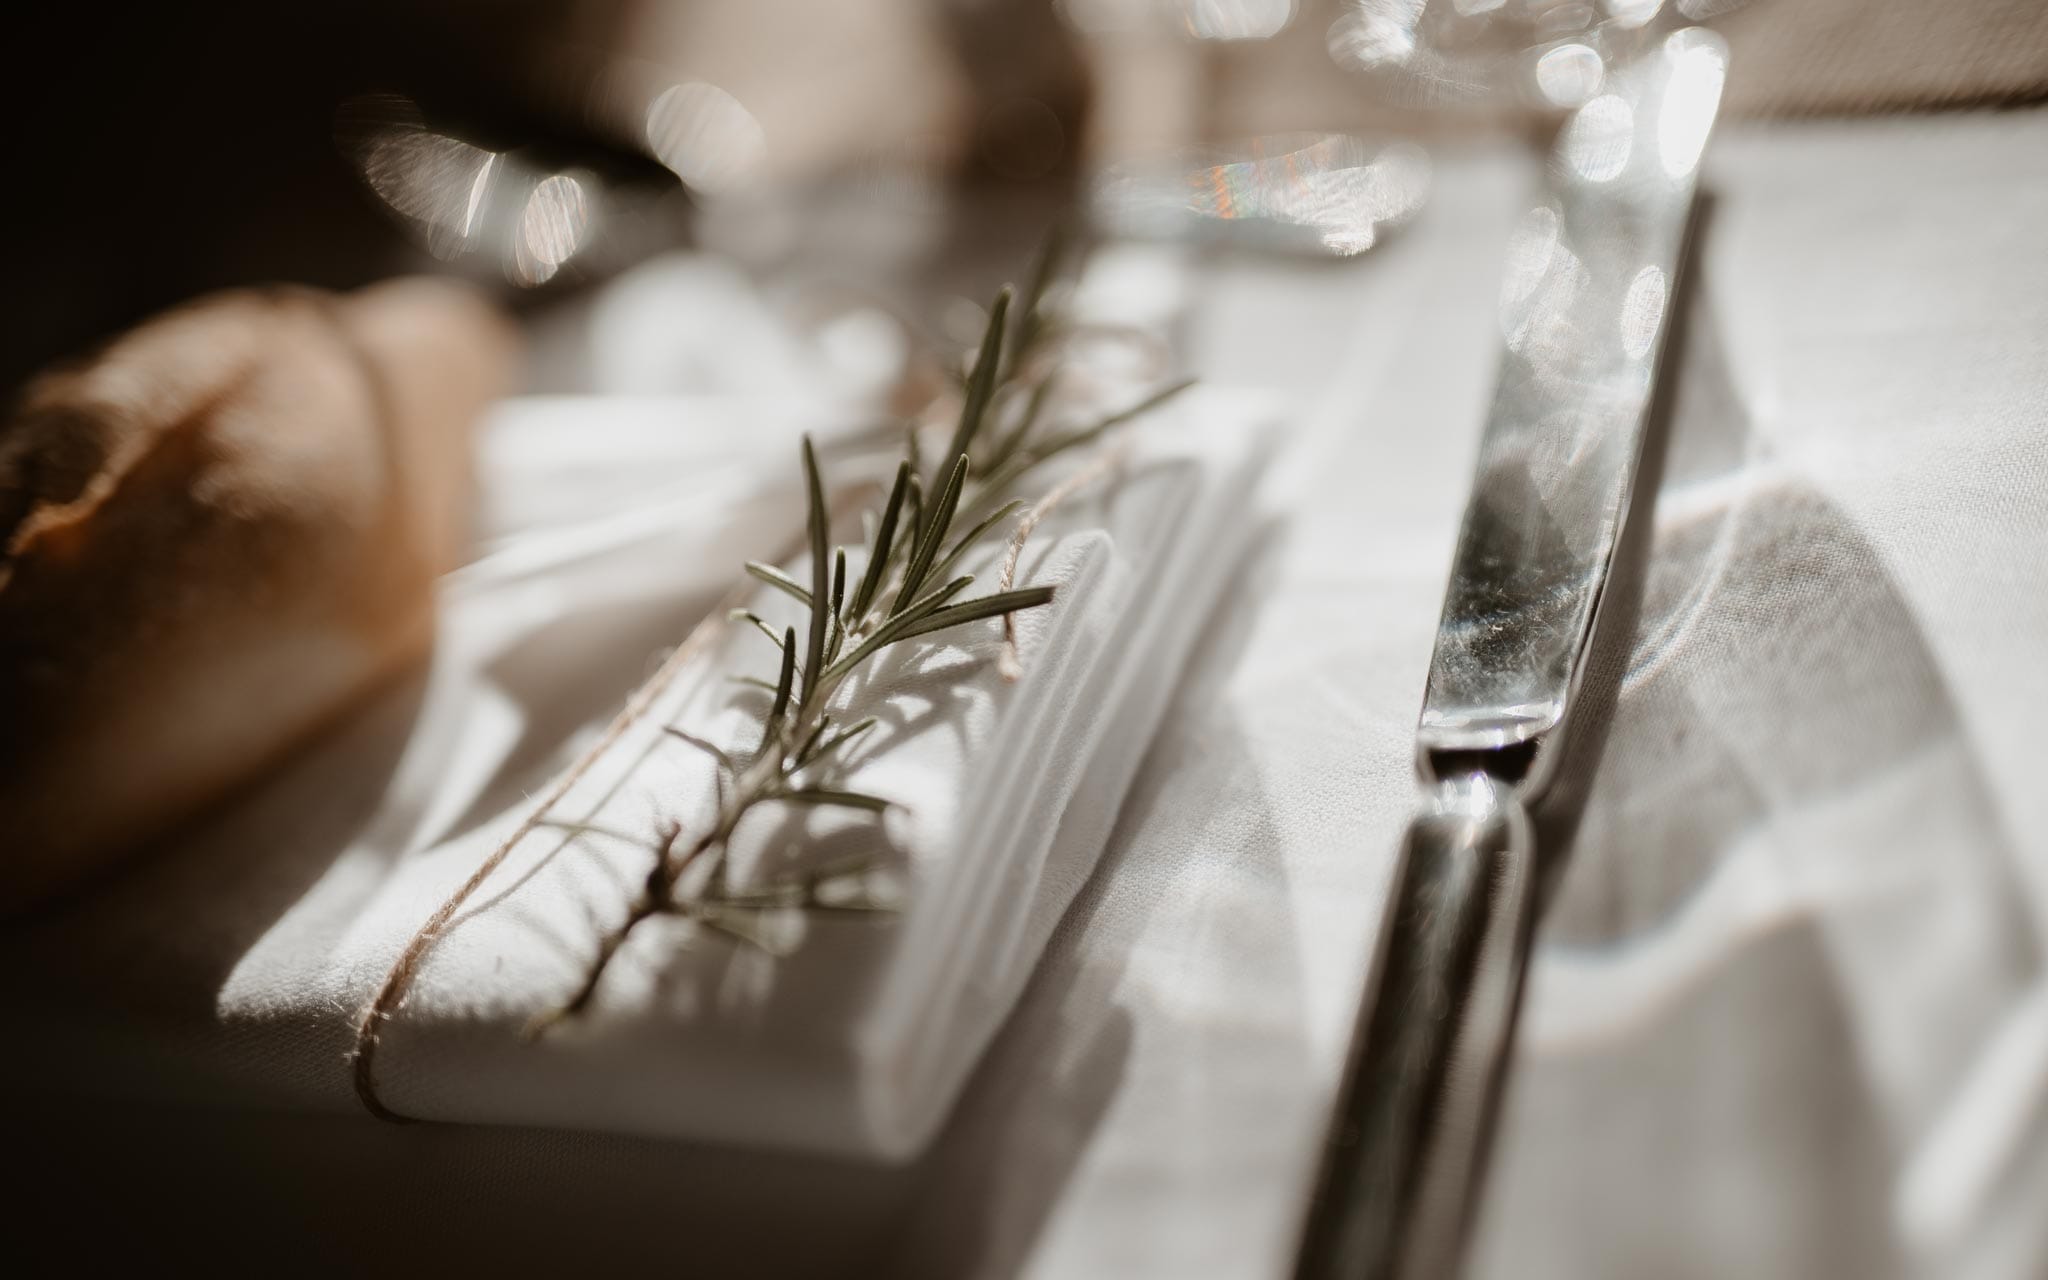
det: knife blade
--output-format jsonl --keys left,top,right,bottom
{"left": 1293, "top": 29, "right": 1729, "bottom": 1280}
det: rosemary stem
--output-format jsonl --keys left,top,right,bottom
{"left": 525, "top": 891, "right": 661, "bottom": 1039}
{"left": 565, "top": 898, "right": 653, "bottom": 1014}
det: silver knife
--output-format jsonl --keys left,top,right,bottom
{"left": 1293, "top": 30, "right": 1729, "bottom": 1280}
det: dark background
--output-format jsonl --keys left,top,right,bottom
{"left": 2, "top": 2, "right": 651, "bottom": 398}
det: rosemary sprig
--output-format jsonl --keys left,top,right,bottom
{"left": 532, "top": 237, "right": 1191, "bottom": 1032}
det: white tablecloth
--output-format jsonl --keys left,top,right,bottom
{"left": 1026, "top": 108, "right": 2048, "bottom": 1280}
{"left": 14, "top": 108, "right": 2048, "bottom": 1278}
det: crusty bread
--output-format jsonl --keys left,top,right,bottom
{"left": 0, "top": 279, "right": 516, "bottom": 912}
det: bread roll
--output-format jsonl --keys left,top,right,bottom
{"left": 0, "top": 279, "right": 517, "bottom": 912}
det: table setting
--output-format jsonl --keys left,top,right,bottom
{"left": 5, "top": 1, "right": 2047, "bottom": 1276}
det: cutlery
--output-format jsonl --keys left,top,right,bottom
{"left": 1292, "top": 29, "right": 1729, "bottom": 1280}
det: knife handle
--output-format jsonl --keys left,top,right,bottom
{"left": 1294, "top": 773, "right": 1535, "bottom": 1280}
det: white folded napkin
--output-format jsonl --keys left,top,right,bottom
{"left": 12, "top": 386, "right": 1276, "bottom": 1161}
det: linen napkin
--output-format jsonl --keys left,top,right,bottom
{"left": 7, "top": 384, "right": 1277, "bottom": 1162}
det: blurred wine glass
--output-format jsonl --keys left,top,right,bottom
{"left": 1325, "top": 0, "right": 1756, "bottom": 113}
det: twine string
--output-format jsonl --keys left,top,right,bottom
{"left": 345, "top": 487, "right": 867, "bottom": 1120}
{"left": 348, "top": 579, "right": 747, "bottom": 1120}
